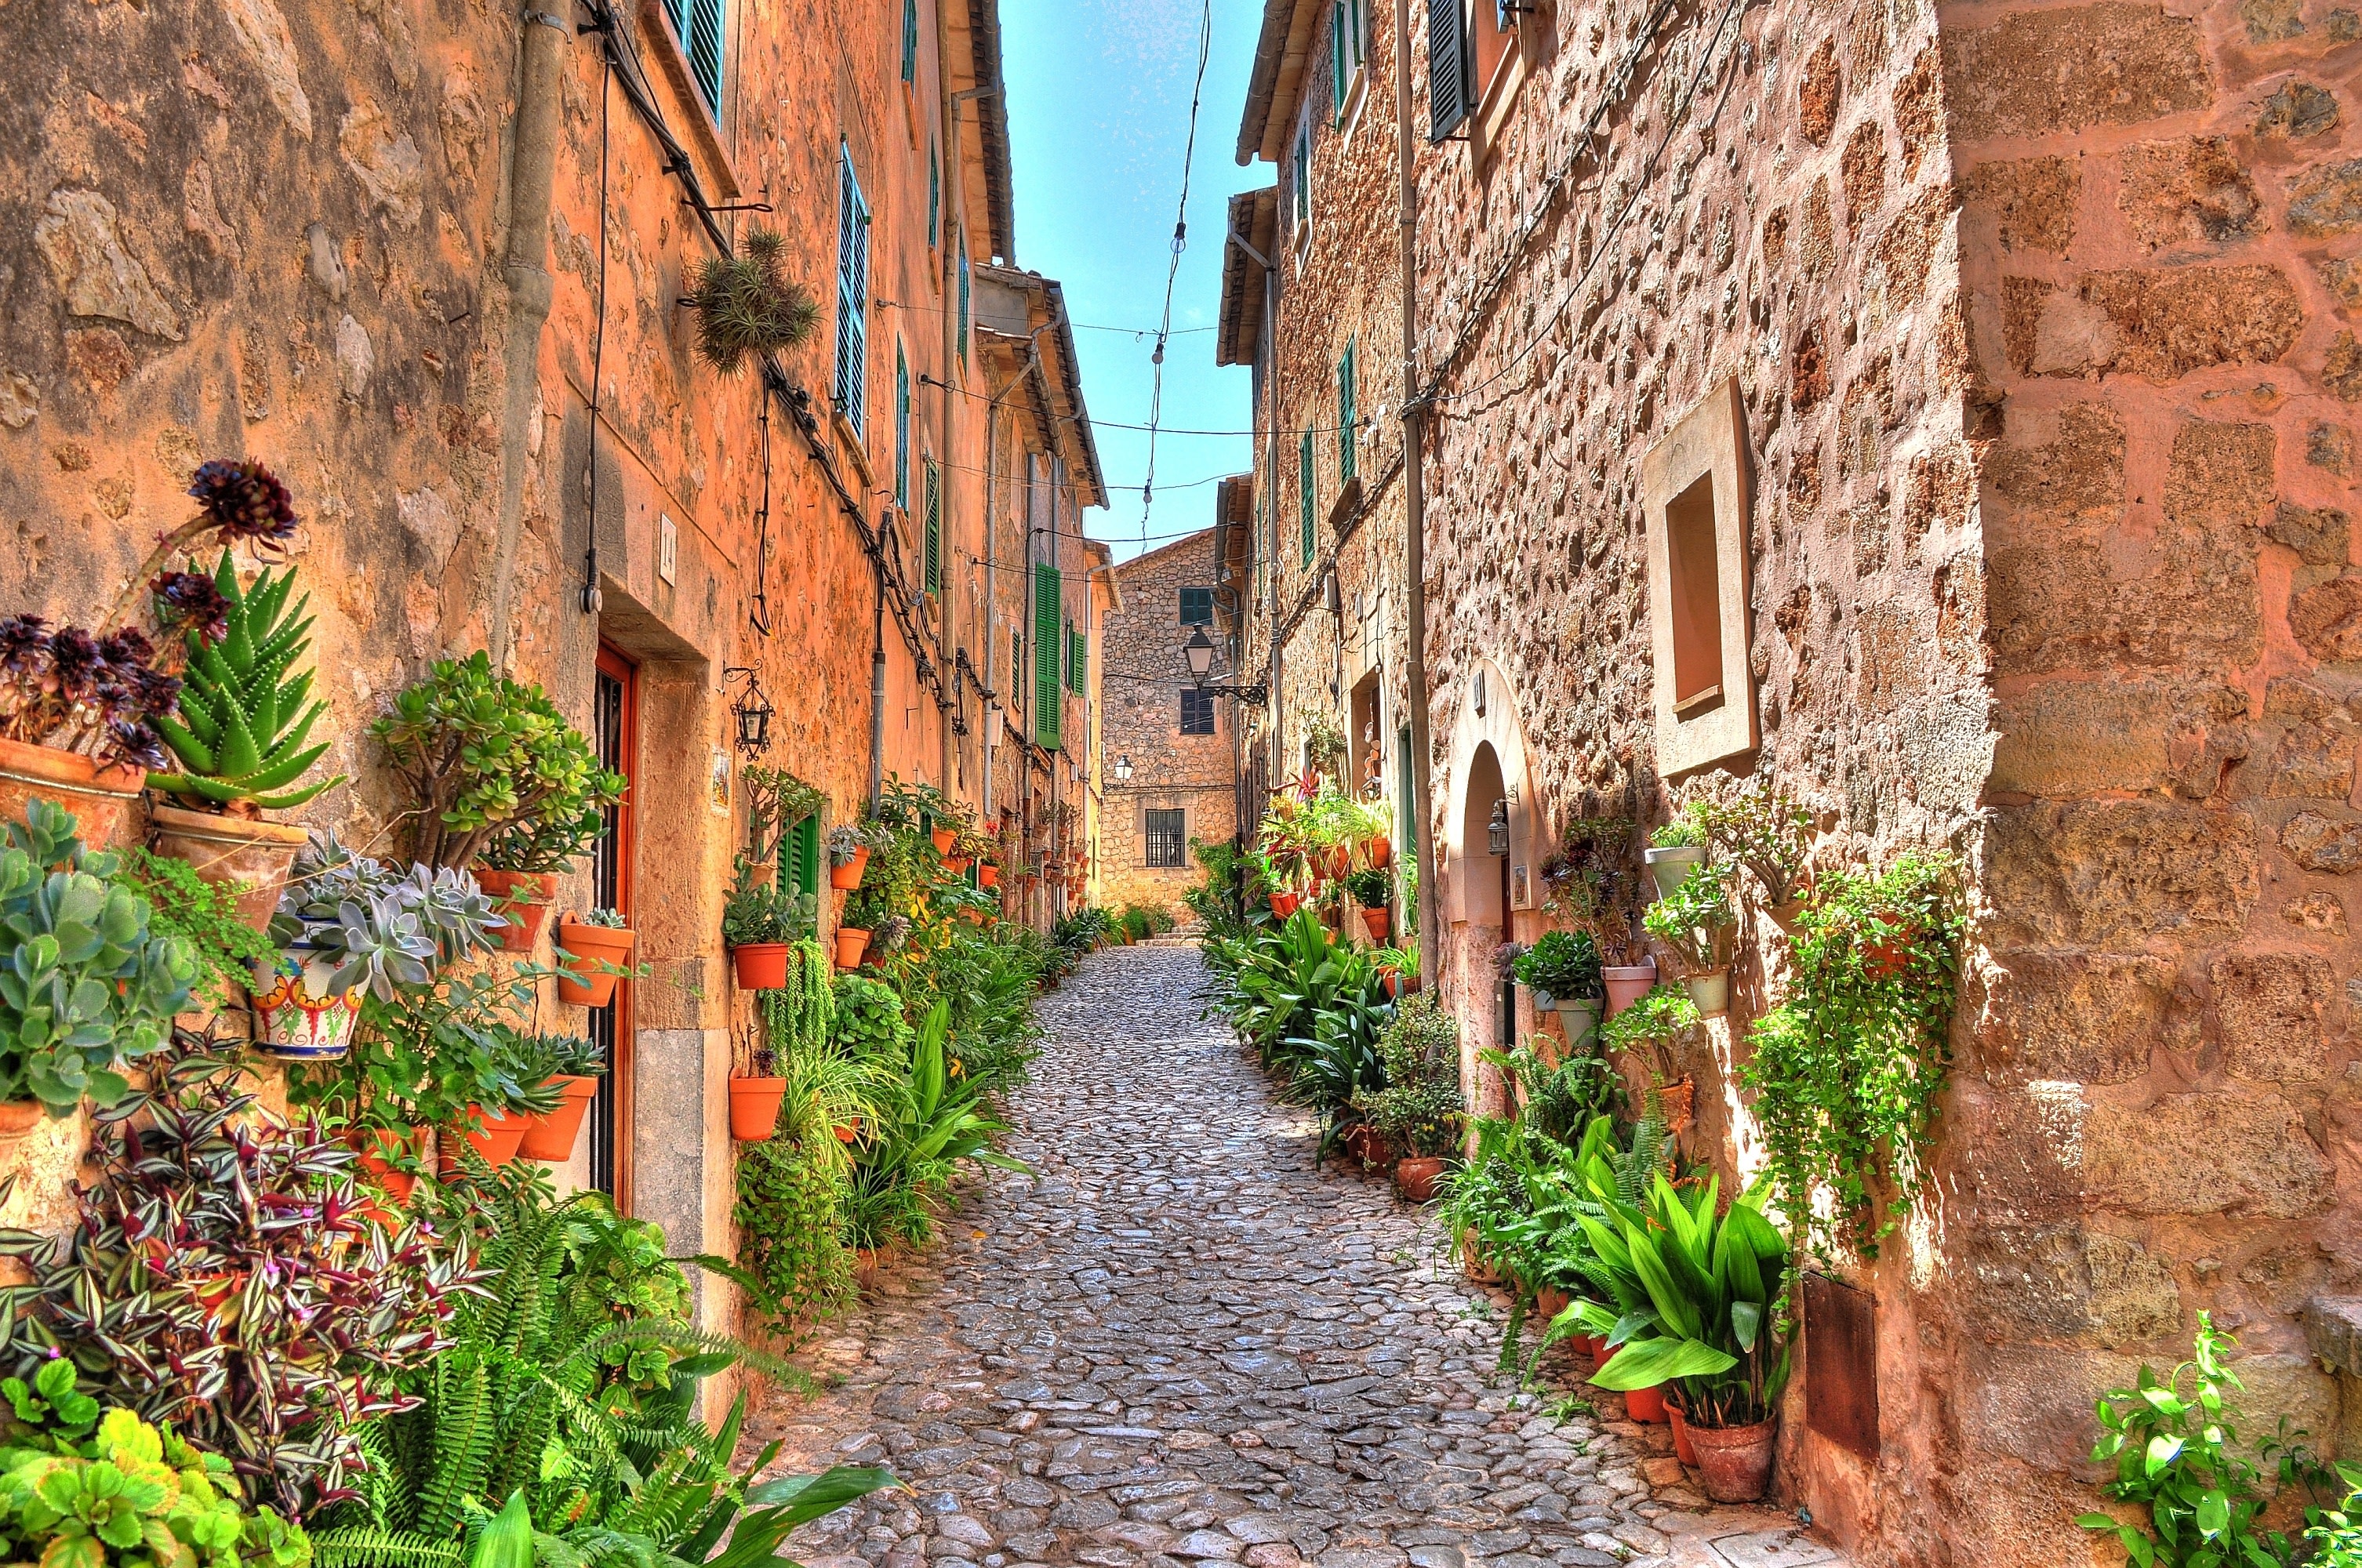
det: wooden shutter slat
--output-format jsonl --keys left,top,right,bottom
{"left": 1034, "top": 563, "right": 1062, "bottom": 750}
{"left": 1428, "top": 0, "right": 1469, "bottom": 140}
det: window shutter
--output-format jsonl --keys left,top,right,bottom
{"left": 1299, "top": 429, "right": 1316, "bottom": 566}
{"left": 928, "top": 146, "right": 940, "bottom": 246}
{"left": 1428, "top": 0, "right": 1469, "bottom": 140}
{"left": 1338, "top": 342, "right": 1357, "bottom": 482}
{"left": 894, "top": 347, "right": 910, "bottom": 508}
{"left": 957, "top": 233, "right": 971, "bottom": 358}
{"left": 1292, "top": 126, "right": 1310, "bottom": 228}
{"left": 686, "top": 0, "right": 723, "bottom": 114}
{"left": 1332, "top": 0, "right": 1347, "bottom": 122}
{"left": 834, "top": 150, "right": 868, "bottom": 436}
{"left": 1034, "top": 563, "right": 1063, "bottom": 750}
{"left": 1070, "top": 627, "right": 1087, "bottom": 693}
{"left": 924, "top": 459, "right": 942, "bottom": 593}
{"left": 901, "top": 0, "right": 918, "bottom": 82}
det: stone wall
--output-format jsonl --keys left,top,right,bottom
{"left": 1102, "top": 529, "right": 1239, "bottom": 915}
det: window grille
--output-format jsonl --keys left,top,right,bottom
{"left": 1144, "top": 809, "right": 1186, "bottom": 869}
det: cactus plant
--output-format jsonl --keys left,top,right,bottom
{"left": 0, "top": 800, "right": 194, "bottom": 1116}
{"left": 148, "top": 554, "right": 343, "bottom": 811}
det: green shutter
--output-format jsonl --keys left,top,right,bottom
{"left": 924, "top": 459, "right": 942, "bottom": 593}
{"left": 1034, "top": 563, "right": 1063, "bottom": 750}
{"left": 1070, "top": 626, "right": 1087, "bottom": 693}
{"left": 1299, "top": 429, "right": 1316, "bottom": 566}
{"left": 957, "top": 234, "right": 971, "bottom": 359}
{"left": 834, "top": 149, "right": 868, "bottom": 435}
{"left": 901, "top": 0, "right": 918, "bottom": 82}
{"left": 1338, "top": 341, "right": 1357, "bottom": 482}
{"left": 928, "top": 146, "right": 940, "bottom": 246}
{"left": 894, "top": 345, "right": 910, "bottom": 509}
{"left": 1333, "top": 0, "right": 1347, "bottom": 122}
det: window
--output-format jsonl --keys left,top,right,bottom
{"left": 1337, "top": 341, "right": 1357, "bottom": 483}
{"left": 1069, "top": 626, "right": 1087, "bottom": 693}
{"left": 1299, "top": 428, "right": 1316, "bottom": 567}
{"left": 1179, "top": 586, "right": 1214, "bottom": 626}
{"left": 927, "top": 144, "right": 939, "bottom": 249}
{"left": 1144, "top": 809, "right": 1186, "bottom": 869}
{"left": 956, "top": 231, "right": 971, "bottom": 361}
{"left": 1332, "top": 0, "right": 1367, "bottom": 124}
{"left": 893, "top": 344, "right": 910, "bottom": 508}
{"left": 1426, "top": 0, "right": 1470, "bottom": 139}
{"left": 663, "top": 0, "right": 724, "bottom": 117}
{"left": 1034, "top": 562, "right": 1062, "bottom": 750}
{"left": 1290, "top": 118, "right": 1312, "bottom": 238}
{"left": 1180, "top": 688, "right": 1216, "bottom": 736}
{"left": 834, "top": 147, "right": 870, "bottom": 437}
{"left": 1643, "top": 376, "right": 1756, "bottom": 775}
{"left": 900, "top": 0, "right": 918, "bottom": 84}
{"left": 923, "top": 458, "right": 942, "bottom": 593}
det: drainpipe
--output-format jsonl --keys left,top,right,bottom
{"left": 1263, "top": 246, "right": 1282, "bottom": 795}
{"left": 870, "top": 550, "right": 888, "bottom": 807}
{"left": 487, "top": 5, "right": 571, "bottom": 670}
{"left": 1394, "top": 0, "right": 1439, "bottom": 993}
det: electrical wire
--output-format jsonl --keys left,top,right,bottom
{"left": 1136, "top": 0, "right": 1216, "bottom": 546}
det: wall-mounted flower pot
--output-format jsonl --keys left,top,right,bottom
{"left": 1684, "top": 968, "right": 1730, "bottom": 1016}
{"left": 555, "top": 918, "right": 635, "bottom": 1007}
{"left": 834, "top": 926, "right": 870, "bottom": 971}
{"left": 931, "top": 828, "right": 957, "bottom": 855}
{"left": 730, "top": 1076, "right": 787, "bottom": 1141}
{"left": 830, "top": 845, "right": 870, "bottom": 890}
{"left": 1603, "top": 958, "right": 1657, "bottom": 1016}
{"left": 1268, "top": 891, "right": 1301, "bottom": 919}
{"left": 1555, "top": 999, "right": 1601, "bottom": 1043}
{"left": 474, "top": 868, "right": 556, "bottom": 952}
{"left": 147, "top": 803, "right": 310, "bottom": 931}
{"left": 1667, "top": 1403, "right": 1700, "bottom": 1467}
{"left": 439, "top": 1105, "right": 528, "bottom": 1174}
{"left": 1365, "top": 835, "right": 1392, "bottom": 870}
{"left": 1361, "top": 906, "right": 1391, "bottom": 944}
{"left": 1688, "top": 1417, "right": 1777, "bottom": 1501}
{"left": 1644, "top": 843, "right": 1708, "bottom": 899}
{"left": 353, "top": 1127, "right": 420, "bottom": 1204}
{"left": 0, "top": 737, "right": 144, "bottom": 848}
{"left": 1395, "top": 1155, "right": 1446, "bottom": 1203}
{"left": 732, "top": 942, "right": 790, "bottom": 989}
{"left": 946, "top": 855, "right": 972, "bottom": 876}
{"left": 251, "top": 942, "right": 362, "bottom": 1059}
{"left": 518, "top": 1075, "right": 600, "bottom": 1161}
{"left": 1651, "top": 1074, "right": 1696, "bottom": 1134}
{"left": 1862, "top": 913, "right": 1921, "bottom": 979}
{"left": 979, "top": 862, "right": 1000, "bottom": 888}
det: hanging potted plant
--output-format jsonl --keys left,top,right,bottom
{"left": 1692, "top": 784, "right": 1815, "bottom": 931}
{"left": 554, "top": 906, "right": 637, "bottom": 1007}
{"left": 1644, "top": 811, "right": 1710, "bottom": 899}
{"left": 1602, "top": 983, "right": 1702, "bottom": 1132}
{"left": 1644, "top": 863, "right": 1738, "bottom": 1016}
{"left": 723, "top": 855, "right": 805, "bottom": 988}
{"left": 979, "top": 860, "right": 1001, "bottom": 889}
{"left": 687, "top": 228, "right": 820, "bottom": 375}
{"left": 372, "top": 651, "right": 626, "bottom": 953}
{"left": 1346, "top": 865, "right": 1394, "bottom": 945}
{"left": 827, "top": 823, "right": 871, "bottom": 889}
{"left": 1511, "top": 928, "right": 1605, "bottom": 1042}
{"left": 436, "top": 1025, "right": 561, "bottom": 1174}
{"left": 513, "top": 1031, "right": 608, "bottom": 1162}
{"left": 0, "top": 459, "right": 303, "bottom": 846}
{"left": 837, "top": 881, "right": 887, "bottom": 971}
{"left": 730, "top": 1030, "right": 788, "bottom": 1141}
{"left": 146, "top": 553, "right": 346, "bottom": 929}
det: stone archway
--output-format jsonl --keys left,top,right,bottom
{"left": 1438, "top": 658, "right": 1545, "bottom": 1116}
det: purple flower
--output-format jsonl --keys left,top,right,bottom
{"left": 150, "top": 571, "right": 231, "bottom": 643}
{"left": 187, "top": 458, "right": 299, "bottom": 556}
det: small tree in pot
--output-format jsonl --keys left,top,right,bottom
{"left": 1350, "top": 993, "right": 1463, "bottom": 1202}
{"left": 1600, "top": 983, "right": 1700, "bottom": 1131}
{"left": 1511, "top": 928, "right": 1605, "bottom": 1040}
{"left": 1643, "top": 863, "right": 1737, "bottom": 1014}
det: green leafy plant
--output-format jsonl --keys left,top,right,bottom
{"left": 688, "top": 232, "right": 820, "bottom": 375}
{"left": 1642, "top": 863, "right": 1735, "bottom": 972}
{"left": 1344, "top": 866, "right": 1391, "bottom": 911}
{"left": 0, "top": 800, "right": 193, "bottom": 1116}
{"left": 732, "top": 1135, "right": 856, "bottom": 1342}
{"left": 0, "top": 1363, "right": 313, "bottom": 1568}
{"left": 1350, "top": 994, "right": 1463, "bottom": 1157}
{"left": 2307, "top": 1465, "right": 2362, "bottom": 1566}
{"left": 1691, "top": 784, "right": 1813, "bottom": 909}
{"left": 0, "top": 1046, "right": 474, "bottom": 1514}
{"left": 371, "top": 653, "right": 624, "bottom": 873}
{"left": 2078, "top": 1314, "right": 2331, "bottom": 1568}
{"left": 721, "top": 857, "right": 807, "bottom": 946}
{"left": 1479, "top": 1033, "right": 1620, "bottom": 1145}
{"left": 147, "top": 554, "right": 342, "bottom": 812}
{"left": 574, "top": 907, "right": 627, "bottom": 929}
{"left": 271, "top": 836, "right": 503, "bottom": 1002}
{"left": 114, "top": 848, "right": 274, "bottom": 1009}
{"left": 1538, "top": 818, "right": 1636, "bottom": 963}
{"left": 846, "top": 1001, "right": 1027, "bottom": 1250}
{"left": 1599, "top": 983, "right": 1698, "bottom": 1087}
{"left": 1739, "top": 851, "right": 1960, "bottom": 1261}
{"left": 1649, "top": 813, "right": 1706, "bottom": 849}
{"left": 1510, "top": 930, "right": 1602, "bottom": 1001}
{"left": 830, "top": 974, "right": 911, "bottom": 1063}
{"left": 501, "top": 1030, "right": 605, "bottom": 1086}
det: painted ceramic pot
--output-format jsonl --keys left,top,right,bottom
{"left": 251, "top": 941, "right": 362, "bottom": 1059}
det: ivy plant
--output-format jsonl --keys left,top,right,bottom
{"left": 1739, "top": 850, "right": 1960, "bottom": 1261}
{"left": 114, "top": 848, "right": 274, "bottom": 1010}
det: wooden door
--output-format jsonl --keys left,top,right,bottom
{"left": 588, "top": 644, "right": 637, "bottom": 1213}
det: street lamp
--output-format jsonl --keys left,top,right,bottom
{"left": 1179, "top": 626, "right": 1269, "bottom": 705}
{"left": 1488, "top": 798, "right": 1510, "bottom": 857}
{"left": 1114, "top": 754, "right": 1133, "bottom": 782}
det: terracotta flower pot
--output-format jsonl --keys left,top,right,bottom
{"left": 730, "top": 1076, "right": 787, "bottom": 1141}
{"left": 834, "top": 1120, "right": 860, "bottom": 1145}
{"left": 1395, "top": 1155, "right": 1447, "bottom": 1203}
{"left": 1325, "top": 844, "right": 1351, "bottom": 880}
{"left": 1644, "top": 843, "right": 1707, "bottom": 899}
{"left": 946, "top": 855, "right": 972, "bottom": 876}
{"left": 1366, "top": 835, "right": 1392, "bottom": 870}
{"left": 474, "top": 868, "right": 556, "bottom": 952}
{"left": 0, "top": 1102, "right": 45, "bottom": 1140}
{"left": 1462, "top": 1237, "right": 1503, "bottom": 1285}
{"left": 1862, "top": 916, "right": 1921, "bottom": 979}
{"left": 251, "top": 941, "right": 362, "bottom": 1059}
{"left": 353, "top": 1128, "right": 420, "bottom": 1204}
{"left": 1535, "top": 1284, "right": 1572, "bottom": 1323}
{"left": 1668, "top": 1403, "right": 1700, "bottom": 1467}
{"left": 1379, "top": 967, "right": 1401, "bottom": 999}
{"left": 1652, "top": 1075, "right": 1696, "bottom": 1134}
{"left": 1684, "top": 968, "right": 1730, "bottom": 1015}
{"left": 518, "top": 1075, "right": 600, "bottom": 1161}
{"left": 0, "top": 736, "right": 144, "bottom": 848}
{"left": 830, "top": 844, "right": 870, "bottom": 890}
{"left": 555, "top": 919, "right": 635, "bottom": 1007}
{"left": 732, "top": 942, "right": 791, "bottom": 989}
{"left": 834, "top": 926, "right": 870, "bottom": 971}
{"left": 932, "top": 828, "right": 958, "bottom": 855}
{"left": 1625, "top": 1383, "right": 1669, "bottom": 1423}
{"left": 1268, "top": 891, "right": 1300, "bottom": 919}
{"left": 1603, "top": 958, "right": 1658, "bottom": 1016}
{"left": 147, "top": 803, "right": 311, "bottom": 931}
{"left": 1688, "top": 1417, "right": 1778, "bottom": 1501}
{"left": 1361, "top": 906, "right": 1391, "bottom": 944}
{"left": 979, "top": 862, "right": 1000, "bottom": 888}
{"left": 439, "top": 1105, "right": 528, "bottom": 1174}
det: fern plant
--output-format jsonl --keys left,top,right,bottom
{"left": 150, "top": 553, "right": 343, "bottom": 811}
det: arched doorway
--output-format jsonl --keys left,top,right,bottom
{"left": 1440, "top": 658, "right": 1543, "bottom": 1120}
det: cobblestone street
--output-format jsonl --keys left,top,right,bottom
{"left": 749, "top": 946, "right": 1840, "bottom": 1568}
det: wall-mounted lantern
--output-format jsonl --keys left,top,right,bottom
{"left": 722, "top": 666, "right": 775, "bottom": 760}
{"left": 1487, "top": 798, "right": 1510, "bottom": 858}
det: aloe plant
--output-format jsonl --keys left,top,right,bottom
{"left": 149, "top": 554, "right": 343, "bottom": 811}
{"left": 0, "top": 800, "right": 193, "bottom": 1115}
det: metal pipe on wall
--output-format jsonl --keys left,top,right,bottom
{"left": 1394, "top": 0, "right": 1438, "bottom": 990}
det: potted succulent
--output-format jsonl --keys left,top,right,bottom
{"left": 730, "top": 1029, "right": 787, "bottom": 1142}
{"left": 263, "top": 833, "right": 505, "bottom": 1059}
{"left": 1644, "top": 864, "right": 1738, "bottom": 1015}
{"left": 723, "top": 855, "right": 805, "bottom": 988}
{"left": 1601, "top": 982, "right": 1702, "bottom": 1132}
{"left": 372, "top": 652, "right": 626, "bottom": 952}
{"left": 827, "top": 822, "right": 870, "bottom": 889}
{"left": 513, "top": 1032, "right": 609, "bottom": 1161}
{"left": 145, "top": 553, "right": 344, "bottom": 930}
{"left": 438, "top": 1026, "right": 563, "bottom": 1174}
{"left": 1692, "top": 784, "right": 1815, "bottom": 928}
{"left": 1346, "top": 865, "right": 1393, "bottom": 945}
{"left": 0, "top": 800, "right": 193, "bottom": 1124}
{"left": 1568, "top": 1170, "right": 1791, "bottom": 1500}
{"left": 1644, "top": 811, "right": 1710, "bottom": 899}
{"left": 1512, "top": 928, "right": 1605, "bottom": 1041}
{"left": 554, "top": 906, "right": 636, "bottom": 1007}
{"left": 687, "top": 228, "right": 819, "bottom": 373}
{"left": 0, "top": 459, "right": 301, "bottom": 847}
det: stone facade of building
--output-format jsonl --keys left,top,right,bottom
{"left": 0, "top": 0, "right": 1099, "bottom": 1382}
{"left": 1226, "top": 0, "right": 2362, "bottom": 1560}
{"left": 1100, "top": 526, "right": 1243, "bottom": 916}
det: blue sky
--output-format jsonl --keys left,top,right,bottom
{"left": 1000, "top": 0, "right": 1266, "bottom": 564}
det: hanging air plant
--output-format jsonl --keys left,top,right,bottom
{"left": 688, "top": 229, "right": 820, "bottom": 375}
